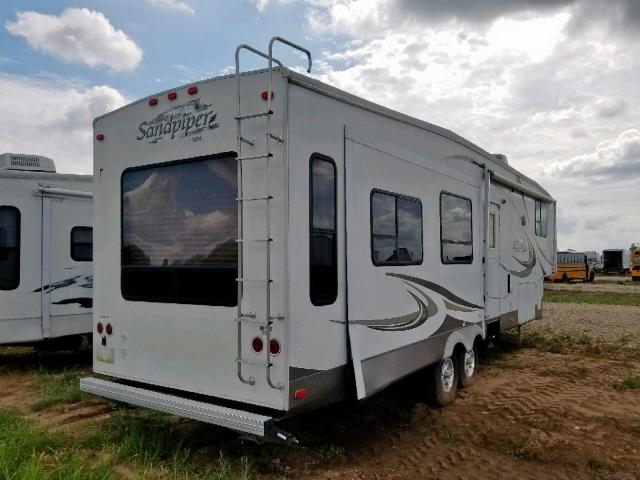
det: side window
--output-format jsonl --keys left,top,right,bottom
{"left": 440, "top": 192, "right": 473, "bottom": 264}
{"left": 489, "top": 213, "right": 496, "bottom": 249}
{"left": 0, "top": 206, "right": 20, "bottom": 290}
{"left": 535, "top": 200, "right": 547, "bottom": 237}
{"left": 310, "top": 154, "right": 337, "bottom": 306}
{"left": 71, "top": 227, "right": 93, "bottom": 262}
{"left": 371, "top": 191, "right": 423, "bottom": 266}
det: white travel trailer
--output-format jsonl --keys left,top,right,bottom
{"left": 0, "top": 153, "right": 93, "bottom": 348}
{"left": 81, "top": 38, "right": 557, "bottom": 442}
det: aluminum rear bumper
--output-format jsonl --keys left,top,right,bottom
{"left": 80, "top": 377, "right": 289, "bottom": 441}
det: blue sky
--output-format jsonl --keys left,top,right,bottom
{"left": 0, "top": 0, "right": 320, "bottom": 98}
{"left": 0, "top": 0, "right": 638, "bottom": 250}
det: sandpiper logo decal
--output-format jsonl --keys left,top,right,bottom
{"left": 136, "top": 98, "right": 220, "bottom": 144}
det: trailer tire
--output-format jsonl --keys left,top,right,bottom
{"left": 562, "top": 273, "right": 569, "bottom": 283}
{"left": 588, "top": 271, "right": 595, "bottom": 282}
{"left": 457, "top": 347, "right": 478, "bottom": 388}
{"left": 426, "top": 356, "right": 458, "bottom": 407}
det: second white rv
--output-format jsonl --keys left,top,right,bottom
{"left": 0, "top": 153, "right": 93, "bottom": 349}
{"left": 81, "top": 38, "right": 557, "bottom": 442}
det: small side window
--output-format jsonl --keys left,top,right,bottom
{"left": 440, "top": 192, "right": 473, "bottom": 264}
{"left": 71, "top": 227, "right": 93, "bottom": 262}
{"left": 535, "top": 200, "right": 547, "bottom": 237}
{"left": 371, "top": 190, "right": 423, "bottom": 266}
{"left": 310, "top": 154, "right": 337, "bottom": 306}
{"left": 0, "top": 206, "right": 20, "bottom": 290}
{"left": 489, "top": 213, "right": 496, "bottom": 249}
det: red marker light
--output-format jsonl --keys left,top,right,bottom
{"left": 96, "top": 134, "right": 105, "bottom": 141}
{"left": 260, "top": 90, "right": 273, "bottom": 101}
{"left": 167, "top": 92, "right": 177, "bottom": 101}
{"left": 106, "top": 323, "right": 113, "bottom": 336}
{"left": 97, "top": 322, "right": 103, "bottom": 334}
{"left": 269, "top": 338, "right": 281, "bottom": 355}
{"left": 294, "top": 388, "right": 307, "bottom": 400}
{"left": 252, "top": 337, "right": 264, "bottom": 353}
{"left": 187, "top": 86, "right": 198, "bottom": 95}
{"left": 148, "top": 98, "right": 158, "bottom": 106}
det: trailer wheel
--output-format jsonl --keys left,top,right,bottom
{"left": 562, "top": 273, "right": 569, "bottom": 283}
{"left": 457, "top": 347, "right": 478, "bottom": 388}
{"left": 588, "top": 271, "right": 595, "bottom": 282}
{"left": 426, "top": 356, "right": 458, "bottom": 407}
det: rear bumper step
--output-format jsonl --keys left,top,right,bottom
{"left": 80, "top": 377, "right": 295, "bottom": 442}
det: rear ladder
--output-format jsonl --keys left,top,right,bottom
{"left": 234, "top": 37, "right": 312, "bottom": 391}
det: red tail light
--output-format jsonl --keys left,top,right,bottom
{"left": 260, "top": 90, "right": 273, "bottom": 101}
{"left": 96, "top": 134, "right": 104, "bottom": 141}
{"left": 97, "top": 322, "right": 103, "bottom": 334}
{"left": 187, "top": 86, "right": 198, "bottom": 95}
{"left": 269, "top": 338, "right": 281, "bottom": 355}
{"left": 106, "top": 323, "right": 113, "bottom": 336}
{"left": 294, "top": 388, "right": 307, "bottom": 400}
{"left": 252, "top": 337, "right": 264, "bottom": 353}
{"left": 148, "top": 98, "right": 158, "bottom": 106}
{"left": 167, "top": 92, "right": 177, "bottom": 101}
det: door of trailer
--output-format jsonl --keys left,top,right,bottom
{"left": 485, "top": 202, "right": 503, "bottom": 320}
{"left": 344, "top": 129, "right": 483, "bottom": 399}
{"left": 41, "top": 193, "right": 92, "bottom": 338}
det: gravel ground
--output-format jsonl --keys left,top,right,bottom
{"left": 525, "top": 301, "right": 640, "bottom": 349}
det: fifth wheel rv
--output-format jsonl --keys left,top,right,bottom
{"left": 0, "top": 153, "right": 93, "bottom": 348}
{"left": 81, "top": 38, "right": 557, "bottom": 442}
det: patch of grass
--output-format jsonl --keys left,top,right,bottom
{"left": 544, "top": 290, "right": 640, "bottom": 306}
{"left": 311, "top": 443, "right": 346, "bottom": 460}
{"left": 528, "top": 417, "right": 558, "bottom": 432}
{"left": 0, "top": 408, "right": 114, "bottom": 479}
{"left": 81, "top": 408, "right": 254, "bottom": 479}
{"left": 31, "top": 367, "right": 89, "bottom": 411}
{"left": 81, "top": 409, "right": 184, "bottom": 465}
{"left": 571, "top": 366, "right": 589, "bottom": 380}
{"left": 511, "top": 442, "right": 540, "bottom": 461}
{"left": 615, "top": 375, "right": 640, "bottom": 390}
{"left": 586, "top": 457, "right": 611, "bottom": 471}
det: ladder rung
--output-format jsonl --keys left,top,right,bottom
{"left": 236, "top": 195, "right": 273, "bottom": 202}
{"left": 236, "top": 153, "right": 273, "bottom": 161}
{"left": 236, "top": 238, "right": 273, "bottom": 243}
{"left": 237, "top": 358, "right": 271, "bottom": 367}
{"left": 236, "top": 110, "right": 273, "bottom": 120}
{"left": 240, "top": 136, "right": 255, "bottom": 147}
{"left": 235, "top": 317, "right": 271, "bottom": 326}
{"left": 236, "top": 278, "right": 273, "bottom": 283}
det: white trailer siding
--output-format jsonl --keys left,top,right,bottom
{"left": 285, "top": 80, "right": 555, "bottom": 401}
{"left": 0, "top": 171, "right": 93, "bottom": 344}
{"left": 93, "top": 72, "right": 289, "bottom": 410}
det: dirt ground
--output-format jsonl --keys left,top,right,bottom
{"left": 1, "top": 284, "right": 639, "bottom": 479}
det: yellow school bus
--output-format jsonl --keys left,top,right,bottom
{"left": 546, "top": 251, "right": 594, "bottom": 283}
{"left": 632, "top": 251, "right": 640, "bottom": 281}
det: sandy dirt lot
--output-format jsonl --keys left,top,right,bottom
{"left": 1, "top": 284, "right": 639, "bottom": 479}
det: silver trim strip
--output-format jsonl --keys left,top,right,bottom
{"left": 490, "top": 171, "right": 556, "bottom": 204}
{"left": 80, "top": 377, "right": 271, "bottom": 437}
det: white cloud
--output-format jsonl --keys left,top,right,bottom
{"left": 264, "top": 0, "right": 640, "bottom": 250}
{"left": 253, "top": 0, "right": 296, "bottom": 12}
{"left": 146, "top": 0, "right": 195, "bottom": 15}
{"left": 0, "top": 74, "right": 127, "bottom": 174}
{"left": 5, "top": 8, "right": 142, "bottom": 72}
{"left": 550, "top": 129, "right": 640, "bottom": 180}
